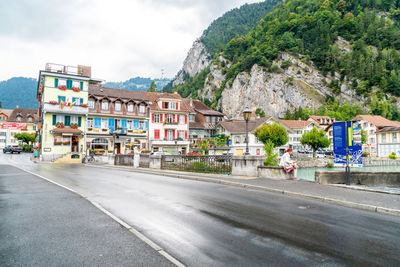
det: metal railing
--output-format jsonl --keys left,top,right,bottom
{"left": 161, "top": 155, "right": 232, "bottom": 174}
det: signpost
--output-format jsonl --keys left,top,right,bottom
{"left": 333, "top": 121, "right": 363, "bottom": 185}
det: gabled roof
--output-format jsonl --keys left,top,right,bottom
{"left": 89, "top": 85, "right": 148, "bottom": 102}
{"left": 280, "top": 120, "right": 312, "bottom": 128}
{"left": 184, "top": 99, "right": 225, "bottom": 116}
{"left": 352, "top": 115, "right": 400, "bottom": 128}
{"left": 0, "top": 108, "right": 13, "bottom": 118}
{"left": 217, "top": 117, "right": 271, "bottom": 134}
{"left": 145, "top": 92, "right": 193, "bottom": 112}
{"left": 376, "top": 126, "right": 400, "bottom": 133}
{"left": 7, "top": 108, "right": 38, "bottom": 123}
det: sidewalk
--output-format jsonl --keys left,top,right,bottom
{"left": 88, "top": 164, "right": 400, "bottom": 216}
{"left": 0, "top": 164, "right": 174, "bottom": 267}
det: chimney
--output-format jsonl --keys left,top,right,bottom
{"left": 78, "top": 65, "right": 92, "bottom": 78}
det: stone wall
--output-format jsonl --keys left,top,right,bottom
{"left": 149, "top": 155, "right": 162, "bottom": 169}
{"left": 296, "top": 158, "right": 332, "bottom": 168}
{"left": 315, "top": 170, "right": 400, "bottom": 186}
{"left": 231, "top": 156, "right": 264, "bottom": 177}
{"left": 258, "top": 166, "right": 294, "bottom": 180}
{"left": 363, "top": 158, "right": 400, "bottom": 167}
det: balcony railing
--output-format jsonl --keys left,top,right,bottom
{"left": 45, "top": 63, "right": 91, "bottom": 77}
{"left": 43, "top": 102, "right": 88, "bottom": 115}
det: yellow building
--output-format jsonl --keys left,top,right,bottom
{"left": 376, "top": 126, "right": 400, "bottom": 158}
{"left": 37, "top": 63, "right": 90, "bottom": 162}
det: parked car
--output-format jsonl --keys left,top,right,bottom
{"left": 3, "top": 145, "right": 22, "bottom": 154}
{"left": 151, "top": 152, "right": 171, "bottom": 156}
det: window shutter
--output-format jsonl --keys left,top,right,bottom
{"left": 173, "top": 114, "right": 176, "bottom": 123}
{"left": 152, "top": 114, "right": 155, "bottom": 123}
{"left": 145, "top": 121, "right": 148, "bottom": 130}
{"left": 160, "top": 113, "right": 163, "bottom": 123}
{"left": 52, "top": 115, "right": 56, "bottom": 125}
{"left": 65, "top": 116, "right": 70, "bottom": 126}
{"left": 108, "top": 118, "right": 115, "bottom": 133}
{"left": 55, "top": 78, "right": 59, "bottom": 88}
{"left": 177, "top": 115, "right": 180, "bottom": 124}
{"left": 121, "top": 119, "right": 127, "bottom": 129}
{"left": 94, "top": 118, "right": 101, "bottom": 128}
{"left": 172, "top": 130, "right": 175, "bottom": 139}
{"left": 185, "top": 115, "right": 188, "bottom": 124}
{"left": 78, "top": 116, "right": 82, "bottom": 127}
{"left": 164, "top": 129, "right": 167, "bottom": 139}
{"left": 177, "top": 130, "right": 180, "bottom": 138}
{"left": 80, "top": 81, "right": 83, "bottom": 91}
{"left": 165, "top": 114, "right": 167, "bottom": 122}
{"left": 176, "top": 103, "right": 178, "bottom": 110}
{"left": 80, "top": 98, "right": 83, "bottom": 104}
{"left": 67, "top": 80, "right": 72, "bottom": 89}
{"left": 134, "top": 120, "right": 139, "bottom": 129}
{"left": 185, "top": 130, "right": 188, "bottom": 140}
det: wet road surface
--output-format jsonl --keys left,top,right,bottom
{"left": 2, "top": 153, "right": 400, "bottom": 266}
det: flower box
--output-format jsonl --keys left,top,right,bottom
{"left": 102, "top": 129, "right": 108, "bottom": 132}
{"left": 70, "top": 123, "right": 78, "bottom": 129}
{"left": 80, "top": 103, "right": 88, "bottom": 108}
{"left": 49, "top": 101, "right": 58, "bottom": 105}
{"left": 54, "top": 142, "right": 62, "bottom": 145}
{"left": 88, "top": 127, "right": 93, "bottom": 131}
{"left": 63, "top": 141, "right": 70, "bottom": 145}
{"left": 58, "top": 85, "right": 67, "bottom": 90}
{"left": 56, "top": 122, "right": 64, "bottom": 128}
{"left": 72, "top": 87, "right": 81, "bottom": 92}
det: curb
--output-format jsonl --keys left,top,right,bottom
{"left": 9, "top": 164, "right": 185, "bottom": 267}
{"left": 87, "top": 164, "right": 400, "bottom": 217}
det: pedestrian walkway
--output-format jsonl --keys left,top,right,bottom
{"left": 89, "top": 164, "right": 400, "bottom": 216}
{"left": 0, "top": 164, "right": 173, "bottom": 267}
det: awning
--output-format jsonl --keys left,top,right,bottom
{"left": 51, "top": 127, "right": 83, "bottom": 136}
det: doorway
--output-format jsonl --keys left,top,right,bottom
{"left": 71, "top": 136, "right": 79, "bottom": 153}
{"left": 115, "top": 143, "right": 121, "bottom": 154}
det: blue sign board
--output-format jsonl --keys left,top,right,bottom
{"left": 333, "top": 121, "right": 362, "bottom": 167}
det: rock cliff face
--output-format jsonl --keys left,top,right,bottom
{"left": 172, "top": 40, "right": 211, "bottom": 87}
{"left": 198, "top": 53, "right": 364, "bottom": 118}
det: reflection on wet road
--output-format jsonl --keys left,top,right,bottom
{"left": 3, "top": 153, "right": 400, "bottom": 266}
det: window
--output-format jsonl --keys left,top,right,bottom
{"left": 382, "top": 134, "right": 386, "bottom": 143}
{"left": 142, "top": 143, "right": 146, "bottom": 149}
{"left": 179, "top": 130, "right": 185, "bottom": 139}
{"left": 71, "top": 116, "right": 78, "bottom": 124}
{"left": 139, "top": 105, "right": 145, "bottom": 114}
{"left": 128, "top": 104, "right": 134, "bottom": 113}
{"left": 163, "top": 102, "right": 169, "bottom": 109}
{"left": 167, "top": 114, "right": 173, "bottom": 123}
{"left": 393, "top": 133, "right": 397, "bottom": 143}
{"left": 56, "top": 114, "right": 64, "bottom": 124}
{"left": 115, "top": 102, "right": 121, "bottom": 112}
{"left": 154, "top": 114, "right": 160, "bottom": 123}
{"left": 58, "top": 96, "right": 66, "bottom": 103}
{"left": 58, "top": 79, "right": 66, "bottom": 87}
{"left": 66, "top": 80, "right": 72, "bottom": 89}
{"left": 139, "top": 121, "right": 145, "bottom": 130}
{"left": 212, "top": 116, "right": 216, "bottom": 123}
{"left": 180, "top": 115, "right": 185, "bottom": 124}
{"left": 28, "top": 116, "right": 33, "bottom": 122}
{"left": 72, "top": 81, "right": 80, "bottom": 88}
{"left": 235, "top": 136, "right": 240, "bottom": 144}
{"left": 88, "top": 100, "right": 95, "bottom": 109}
{"left": 170, "top": 102, "right": 176, "bottom": 109}
{"left": 205, "top": 116, "right": 210, "bottom": 123}
{"left": 127, "top": 120, "right": 133, "bottom": 130}
{"left": 102, "top": 101, "right": 108, "bottom": 111}
{"left": 116, "top": 119, "right": 121, "bottom": 129}
{"left": 189, "top": 114, "right": 195, "bottom": 122}
{"left": 154, "top": 130, "right": 160, "bottom": 140}
{"left": 87, "top": 118, "right": 94, "bottom": 128}
{"left": 167, "top": 130, "right": 173, "bottom": 141}
{"left": 101, "top": 118, "right": 108, "bottom": 129}
{"left": 16, "top": 116, "right": 21, "bottom": 121}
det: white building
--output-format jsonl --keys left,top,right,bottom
{"left": 279, "top": 119, "right": 319, "bottom": 150}
{"left": 147, "top": 92, "right": 191, "bottom": 154}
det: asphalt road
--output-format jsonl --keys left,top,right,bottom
{"left": 2, "top": 153, "right": 400, "bottom": 266}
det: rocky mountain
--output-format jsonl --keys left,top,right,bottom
{"left": 166, "top": 0, "right": 282, "bottom": 89}
{"left": 169, "top": 0, "right": 400, "bottom": 121}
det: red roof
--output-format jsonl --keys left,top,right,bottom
{"left": 352, "top": 115, "right": 400, "bottom": 128}
{"left": 280, "top": 120, "right": 312, "bottom": 128}
{"left": 144, "top": 92, "right": 193, "bottom": 112}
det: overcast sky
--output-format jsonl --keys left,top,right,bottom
{"left": 0, "top": 0, "right": 262, "bottom": 82}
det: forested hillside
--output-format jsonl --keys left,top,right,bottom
{"left": 104, "top": 77, "right": 171, "bottom": 91}
{"left": 200, "top": 0, "right": 282, "bottom": 57}
{"left": 0, "top": 77, "right": 38, "bottom": 109}
{"left": 172, "top": 0, "right": 400, "bottom": 121}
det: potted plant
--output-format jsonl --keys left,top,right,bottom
{"left": 88, "top": 127, "right": 93, "bottom": 131}
{"left": 49, "top": 101, "right": 58, "bottom": 105}
{"left": 63, "top": 141, "right": 70, "bottom": 145}
{"left": 58, "top": 85, "right": 67, "bottom": 90}
{"left": 70, "top": 123, "right": 78, "bottom": 129}
{"left": 102, "top": 128, "right": 108, "bottom": 132}
{"left": 56, "top": 122, "right": 64, "bottom": 128}
{"left": 72, "top": 87, "right": 80, "bottom": 92}
{"left": 54, "top": 141, "right": 62, "bottom": 145}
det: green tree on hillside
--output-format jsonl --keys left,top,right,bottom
{"left": 149, "top": 81, "right": 158, "bottom": 92}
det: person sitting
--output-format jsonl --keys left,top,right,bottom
{"left": 279, "top": 148, "right": 299, "bottom": 180}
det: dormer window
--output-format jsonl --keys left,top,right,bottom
{"left": 139, "top": 105, "right": 145, "bottom": 114}
{"left": 115, "top": 102, "right": 121, "bottom": 112}
{"left": 28, "top": 116, "right": 33, "bottom": 122}
{"left": 88, "top": 99, "right": 95, "bottom": 109}
{"left": 102, "top": 101, "right": 108, "bottom": 111}
{"left": 128, "top": 103, "right": 134, "bottom": 113}
{"left": 170, "top": 102, "right": 176, "bottom": 110}
{"left": 163, "top": 102, "right": 169, "bottom": 109}
{"left": 17, "top": 115, "right": 22, "bottom": 121}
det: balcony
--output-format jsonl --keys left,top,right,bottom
{"left": 43, "top": 102, "right": 88, "bottom": 115}
{"left": 45, "top": 63, "right": 91, "bottom": 77}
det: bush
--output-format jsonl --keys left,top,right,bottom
{"left": 326, "top": 161, "right": 334, "bottom": 168}
{"left": 22, "top": 144, "right": 33, "bottom": 152}
{"left": 362, "top": 151, "right": 370, "bottom": 157}
{"left": 263, "top": 141, "right": 278, "bottom": 166}
{"left": 280, "top": 60, "right": 291, "bottom": 70}
{"left": 388, "top": 152, "right": 397, "bottom": 160}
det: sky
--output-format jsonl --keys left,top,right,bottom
{"left": 0, "top": 0, "right": 262, "bottom": 82}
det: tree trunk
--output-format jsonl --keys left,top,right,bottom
{"left": 313, "top": 149, "right": 317, "bottom": 158}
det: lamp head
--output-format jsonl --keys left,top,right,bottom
{"left": 243, "top": 108, "right": 252, "bottom": 122}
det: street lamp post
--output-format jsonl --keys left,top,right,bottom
{"left": 243, "top": 108, "right": 252, "bottom": 155}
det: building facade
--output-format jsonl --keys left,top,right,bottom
{"left": 87, "top": 85, "right": 150, "bottom": 155}
{"left": 37, "top": 63, "right": 90, "bottom": 161}
{"left": 0, "top": 108, "right": 13, "bottom": 148}
{"left": 184, "top": 99, "right": 225, "bottom": 140}
{"left": 147, "top": 92, "right": 190, "bottom": 154}
{"left": 279, "top": 120, "right": 319, "bottom": 151}
{"left": 376, "top": 126, "right": 400, "bottom": 157}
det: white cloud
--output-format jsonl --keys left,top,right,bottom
{"left": 0, "top": 0, "right": 262, "bottom": 81}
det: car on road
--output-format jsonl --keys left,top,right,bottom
{"left": 3, "top": 145, "right": 23, "bottom": 154}
{"left": 151, "top": 152, "right": 171, "bottom": 156}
